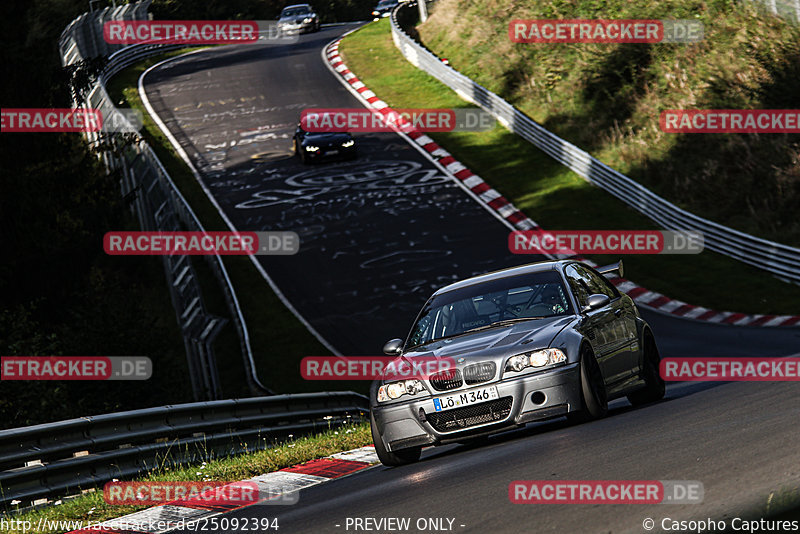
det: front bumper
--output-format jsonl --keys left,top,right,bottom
{"left": 280, "top": 21, "right": 316, "bottom": 33}
{"left": 303, "top": 145, "right": 356, "bottom": 160}
{"left": 372, "top": 362, "right": 581, "bottom": 452}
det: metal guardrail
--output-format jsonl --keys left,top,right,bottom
{"left": 0, "top": 392, "right": 368, "bottom": 509}
{"left": 390, "top": 3, "right": 800, "bottom": 285}
{"left": 753, "top": 0, "right": 800, "bottom": 23}
{"left": 58, "top": 0, "right": 152, "bottom": 63}
{"left": 58, "top": 2, "right": 273, "bottom": 399}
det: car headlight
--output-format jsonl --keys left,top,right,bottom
{"left": 377, "top": 379, "right": 425, "bottom": 402}
{"left": 372, "top": 10, "right": 380, "bottom": 15}
{"left": 506, "top": 354, "right": 529, "bottom": 372}
{"left": 305, "top": 145, "right": 320, "bottom": 152}
{"left": 303, "top": 17, "right": 313, "bottom": 23}
{"left": 504, "top": 349, "right": 566, "bottom": 374}
{"left": 342, "top": 139, "right": 355, "bottom": 147}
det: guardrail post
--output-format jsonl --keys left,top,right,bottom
{"left": 417, "top": 0, "right": 429, "bottom": 22}
{"left": 768, "top": 0, "right": 778, "bottom": 14}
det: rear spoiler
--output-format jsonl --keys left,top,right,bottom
{"left": 596, "top": 260, "right": 624, "bottom": 279}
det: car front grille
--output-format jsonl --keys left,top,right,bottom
{"left": 427, "top": 397, "right": 513, "bottom": 432}
{"left": 463, "top": 362, "right": 496, "bottom": 385}
{"left": 429, "top": 368, "right": 463, "bottom": 391}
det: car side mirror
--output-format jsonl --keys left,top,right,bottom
{"left": 581, "top": 294, "right": 611, "bottom": 314}
{"left": 383, "top": 338, "right": 404, "bottom": 356}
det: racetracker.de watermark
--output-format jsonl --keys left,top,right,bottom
{"left": 509, "top": 480, "right": 704, "bottom": 504}
{"left": 509, "top": 230, "right": 704, "bottom": 255}
{"left": 103, "top": 231, "right": 299, "bottom": 256}
{"left": 103, "top": 20, "right": 299, "bottom": 44}
{"left": 104, "top": 481, "right": 260, "bottom": 506}
{"left": 509, "top": 19, "right": 704, "bottom": 43}
{"left": 1, "top": 356, "right": 151, "bottom": 380}
{"left": 660, "top": 110, "right": 800, "bottom": 133}
{"left": 300, "top": 108, "right": 495, "bottom": 133}
{"left": 661, "top": 357, "right": 800, "bottom": 381}
{"left": 301, "top": 356, "right": 456, "bottom": 380}
{"left": 1, "top": 108, "right": 145, "bottom": 132}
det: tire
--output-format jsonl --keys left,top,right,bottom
{"left": 370, "top": 410, "right": 422, "bottom": 466}
{"left": 627, "top": 330, "right": 666, "bottom": 406}
{"left": 567, "top": 346, "right": 608, "bottom": 423}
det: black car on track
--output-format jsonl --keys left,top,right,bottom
{"left": 293, "top": 123, "right": 357, "bottom": 163}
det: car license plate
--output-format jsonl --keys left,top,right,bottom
{"left": 433, "top": 386, "right": 499, "bottom": 412}
{"left": 327, "top": 149, "right": 339, "bottom": 155}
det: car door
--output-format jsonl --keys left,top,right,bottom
{"left": 582, "top": 265, "right": 639, "bottom": 378}
{"left": 564, "top": 264, "right": 629, "bottom": 387}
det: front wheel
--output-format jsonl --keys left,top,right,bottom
{"left": 370, "top": 410, "right": 421, "bottom": 466}
{"left": 627, "top": 331, "right": 666, "bottom": 406}
{"left": 567, "top": 346, "right": 608, "bottom": 423}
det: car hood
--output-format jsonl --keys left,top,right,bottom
{"left": 399, "top": 315, "right": 575, "bottom": 371}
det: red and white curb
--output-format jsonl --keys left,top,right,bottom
{"left": 324, "top": 38, "right": 800, "bottom": 328}
{"left": 66, "top": 446, "right": 379, "bottom": 533}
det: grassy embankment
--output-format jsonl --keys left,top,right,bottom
{"left": 338, "top": 13, "right": 800, "bottom": 315}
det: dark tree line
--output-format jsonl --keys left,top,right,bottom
{"left": 0, "top": 0, "right": 191, "bottom": 429}
{"left": 0, "top": 0, "right": 377, "bottom": 429}
{"left": 151, "top": 0, "right": 378, "bottom": 23}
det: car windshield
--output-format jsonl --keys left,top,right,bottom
{"left": 378, "top": 1, "right": 398, "bottom": 7}
{"left": 281, "top": 7, "right": 310, "bottom": 17}
{"left": 406, "top": 270, "right": 572, "bottom": 349}
{"left": 304, "top": 131, "right": 346, "bottom": 138}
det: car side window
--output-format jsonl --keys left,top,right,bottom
{"left": 578, "top": 265, "right": 620, "bottom": 300}
{"left": 565, "top": 264, "right": 618, "bottom": 305}
{"left": 408, "top": 314, "right": 431, "bottom": 346}
{"left": 564, "top": 265, "right": 592, "bottom": 307}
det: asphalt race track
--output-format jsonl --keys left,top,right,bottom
{"left": 140, "top": 26, "right": 800, "bottom": 533}
{"left": 141, "top": 25, "right": 529, "bottom": 356}
{"left": 168, "top": 380, "right": 800, "bottom": 534}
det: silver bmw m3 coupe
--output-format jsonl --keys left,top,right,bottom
{"left": 370, "top": 259, "right": 665, "bottom": 466}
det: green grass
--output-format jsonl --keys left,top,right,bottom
{"left": 339, "top": 19, "right": 800, "bottom": 315}
{"left": 0, "top": 422, "right": 371, "bottom": 534}
{"left": 419, "top": 0, "right": 800, "bottom": 247}
{"left": 764, "top": 487, "right": 800, "bottom": 520}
